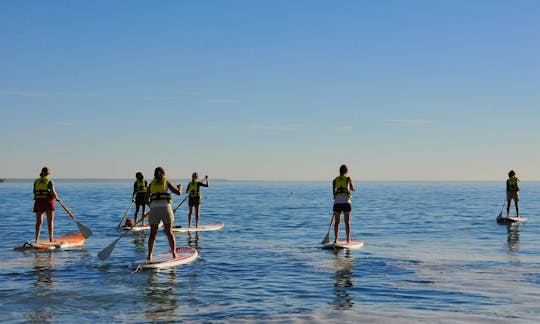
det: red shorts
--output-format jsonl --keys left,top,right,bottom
{"left": 33, "top": 199, "right": 55, "bottom": 213}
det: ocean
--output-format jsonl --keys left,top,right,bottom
{"left": 0, "top": 181, "right": 539, "bottom": 323}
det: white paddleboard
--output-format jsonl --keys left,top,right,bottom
{"left": 172, "top": 221, "right": 224, "bottom": 233}
{"left": 322, "top": 238, "right": 364, "bottom": 250}
{"left": 119, "top": 223, "right": 163, "bottom": 232}
{"left": 497, "top": 216, "right": 528, "bottom": 224}
{"left": 129, "top": 246, "right": 198, "bottom": 270}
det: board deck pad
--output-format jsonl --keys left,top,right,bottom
{"left": 173, "top": 222, "right": 224, "bottom": 233}
{"left": 129, "top": 246, "right": 198, "bottom": 270}
{"left": 322, "top": 238, "right": 364, "bottom": 250}
{"left": 14, "top": 233, "right": 85, "bottom": 251}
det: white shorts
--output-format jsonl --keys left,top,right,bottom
{"left": 148, "top": 205, "right": 174, "bottom": 225}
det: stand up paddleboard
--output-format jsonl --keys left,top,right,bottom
{"left": 129, "top": 246, "right": 198, "bottom": 270}
{"left": 14, "top": 233, "right": 85, "bottom": 251}
{"left": 322, "top": 238, "right": 364, "bottom": 250}
{"left": 173, "top": 221, "right": 224, "bottom": 233}
{"left": 497, "top": 216, "right": 528, "bottom": 224}
{"left": 119, "top": 223, "right": 163, "bottom": 232}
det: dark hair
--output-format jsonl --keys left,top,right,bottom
{"left": 192, "top": 172, "right": 198, "bottom": 181}
{"left": 339, "top": 164, "right": 348, "bottom": 176}
{"left": 136, "top": 172, "right": 143, "bottom": 180}
{"left": 154, "top": 167, "right": 165, "bottom": 182}
{"left": 508, "top": 170, "right": 516, "bottom": 177}
{"left": 40, "top": 167, "right": 50, "bottom": 177}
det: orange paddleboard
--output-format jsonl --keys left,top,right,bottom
{"left": 14, "top": 233, "right": 85, "bottom": 251}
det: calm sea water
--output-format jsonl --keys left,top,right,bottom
{"left": 1, "top": 181, "right": 539, "bottom": 323}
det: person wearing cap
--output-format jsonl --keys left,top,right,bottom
{"left": 506, "top": 170, "right": 520, "bottom": 218}
{"left": 33, "top": 167, "right": 61, "bottom": 242}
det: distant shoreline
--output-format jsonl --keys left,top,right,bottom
{"left": 0, "top": 178, "right": 529, "bottom": 183}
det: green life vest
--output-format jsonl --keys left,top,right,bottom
{"left": 149, "top": 179, "right": 172, "bottom": 203}
{"left": 135, "top": 179, "right": 147, "bottom": 194}
{"left": 507, "top": 177, "right": 519, "bottom": 192}
{"left": 187, "top": 181, "right": 201, "bottom": 198}
{"left": 334, "top": 175, "right": 352, "bottom": 200}
{"left": 34, "top": 176, "right": 51, "bottom": 199}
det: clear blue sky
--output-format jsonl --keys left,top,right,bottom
{"left": 1, "top": 1, "right": 539, "bottom": 180}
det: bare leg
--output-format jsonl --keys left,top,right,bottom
{"left": 134, "top": 205, "right": 140, "bottom": 225}
{"left": 333, "top": 212, "right": 341, "bottom": 244}
{"left": 195, "top": 205, "right": 201, "bottom": 228}
{"left": 516, "top": 201, "right": 520, "bottom": 217}
{"left": 507, "top": 201, "right": 511, "bottom": 217}
{"left": 188, "top": 206, "right": 193, "bottom": 228}
{"left": 344, "top": 211, "right": 351, "bottom": 243}
{"left": 163, "top": 222, "right": 177, "bottom": 259}
{"left": 46, "top": 210, "right": 54, "bottom": 242}
{"left": 147, "top": 223, "right": 159, "bottom": 261}
{"left": 141, "top": 205, "right": 146, "bottom": 225}
{"left": 35, "top": 212, "right": 44, "bottom": 243}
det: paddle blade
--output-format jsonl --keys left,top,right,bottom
{"left": 97, "top": 237, "right": 121, "bottom": 261}
{"left": 77, "top": 221, "right": 93, "bottom": 239}
{"left": 321, "top": 233, "right": 331, "bottom": 244}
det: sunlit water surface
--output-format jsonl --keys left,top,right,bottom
{"left": 1, "top": 181, "right": 539, "bottom": 322}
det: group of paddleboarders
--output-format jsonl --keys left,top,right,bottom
{"left": 31, "top": 165, "right": 521, "bottom": 260}
{"left": 129, "top": 167, "right": 210, "bottom": 261}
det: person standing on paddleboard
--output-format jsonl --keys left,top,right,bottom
{"left": 33, "top": 167, "right": 61, "bottom": 243}
{"left": 132, "top": 172, "right": 148, "bottom": 226}
{"left": 146, "top": 167, "right": 183, "bottom": 261}
{"left": 506, "top": 170, "right": 520, "bottom": 218}
{"left": 186, "top": 172, "right": 209, "bottom": 228}
{"left": 332, "top": 164, "right": 355, "bottom": 244}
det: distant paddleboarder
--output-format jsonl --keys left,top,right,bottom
{"left": 33, "top": 167, "right": 61, "bottom": 243}
{"left": 332, "top": 164, "right": 355, "bottom": 244}
{"left": 506, "top": 170, "right": 520, "bottom": 218}
{"left": 132, "top": 172, "right": 148, "bottom": 226}
{"left": 186, "top": 172, "right": 209, "bottom": 228}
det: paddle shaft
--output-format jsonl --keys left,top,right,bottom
{"left": 58, "top": 201, "right": 93, "bottom": 238}
{"left": 116, "top": 198, "right": 135, "bottom": 229}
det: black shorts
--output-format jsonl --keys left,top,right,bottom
{"left": 135, "top": 194, "right": 146, "bottom": 206}
{"left": 188, "top": 196, "right": 201, "bottom": 207}
{"left": 333, "top": 203, "right": 351, "bottom": 213}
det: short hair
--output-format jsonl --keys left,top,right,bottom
{"left": 339, "top": 164, "right": 348, "bottom": 175}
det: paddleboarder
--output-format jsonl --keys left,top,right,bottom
{"left": 506, "top": 170, "right": 520, "bottom": 218}
{"left": 186, "top": 172, "right": 209, "bottom": 228}
{"left": 146, "top": 167, "right": 183, "bottom": 261}
{"left": 33, "top": 167, "right": 61, "bottom": 243}
{"left": 332, "top": 164, "right": 355, "bottom": 244}
{"left": 132, "top": 172, "right": 148, "bottom": 226}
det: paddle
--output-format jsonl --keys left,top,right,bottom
{"left": 497, "top": 201, "right": 505, "bottom": 219}
{"left": 116, "top": 197, "right": 135, "bottom": 231}
{"left": 321, "top": 214, "right": 335, "bottom": 244}
{"left": 58, "top": 201, "right": 93, "bottom": 239}
{"left": 98, "top": 195, "right": 189, "bottom": 261}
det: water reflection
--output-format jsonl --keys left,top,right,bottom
{"left": 187, "top": 232, "right": 200, "bottom": 249}
{"left": 131, "top": 232, "right": 147, "bottom": 252}
{"left": 32, "top": 252, "right": 55, "bottom": 287}
{"left": 143, "top": 270, "right": 179, "bottom": 322}
{"left": 506, "top": 223, "right": 520, "bottom": 252}
{"left": 331, "top": 250, "right": 355, "bottom": 310}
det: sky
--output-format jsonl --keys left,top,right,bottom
{"left": 1, "top": 0, "right": 539, "bottom": 181}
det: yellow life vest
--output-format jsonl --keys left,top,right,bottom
{"left": 135, "top": 179, "right": 147, "bottom": 194}
{"left": 187, "top": 181, "right": 201, "bottom": 198}
{"left": 507, "top": 177, "right": 519, "bottom": 192}
{"left": 34, "top": 176, "right": 51, "bottom": 199}
{"left": 334, "top": 175, "right": 352, "bottom": 200}
{"left": 149, "top": 179, "right": 172, "bottom": 203}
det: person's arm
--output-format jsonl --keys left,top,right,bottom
{"left": 50, "top": 183, "right": 61, "bottom": 202}
{"left": 348, "top": 177, "right": 355, "bottom": 192}
{"left": 332, "top": 179, "right": 337, "bottom": 197}
{"left": 167, "top": 180, "right": 182, "bottom": 195}
{"left": 201, "top": 175, "right": 209, "bottom": 188}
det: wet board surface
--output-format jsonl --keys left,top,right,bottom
{"left": 497, "top": 216, "right": 528, "bottom": 224}
{"left": 119, "top": 222, "right": 163, "bottom": 232}
{"left": 14, "top": 233, "right": 85, "bottom": 251}
{"left": 129, "top": 246, "right": 198, "bottom": 270}
{"left": 322, "top": 238, "right": 364, "bottom": 250}
{"left": 173, "top": 222, "right": 224, "bottom": 232}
